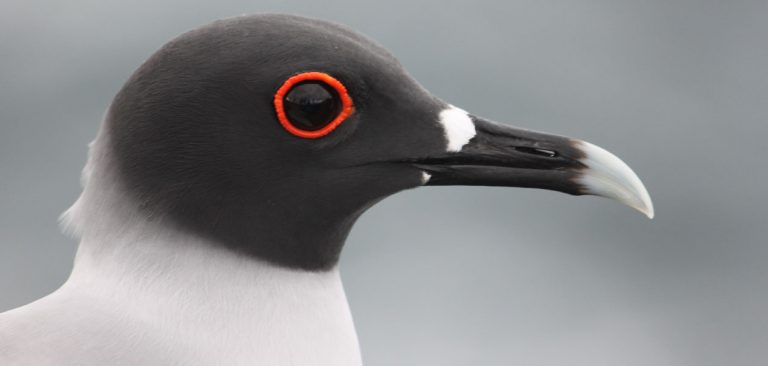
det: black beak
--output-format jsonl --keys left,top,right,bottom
{"left": 413, "top": 115, "right": 654, "bottom": 218}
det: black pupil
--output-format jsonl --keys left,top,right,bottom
{"left": 283, "top": 81, "right": 342, "bottom": 131}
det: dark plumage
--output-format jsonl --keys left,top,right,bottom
{"left": 107, "top": 15, "right": 446, "bottom": 269}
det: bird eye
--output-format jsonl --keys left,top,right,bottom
{"left": 274, "top": 72, "right": 354, "bottom": 138}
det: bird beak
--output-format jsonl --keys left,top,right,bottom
{"left": 413, "top": 114, "right": 654, "bottom": 219}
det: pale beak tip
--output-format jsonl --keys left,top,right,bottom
{"left": 627, "top": 176, "right": 654, "bottom": 219}
{"left": 574, "top": 140, "right": 655, "bottom": 220}
{"left": 637, "top": 196, "right": 655, "bottom": 220}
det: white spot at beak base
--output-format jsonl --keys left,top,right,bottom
{"left": 421, "top": 172, "right": 432, "bottom": 185}
{"left": 438, "top": 105, "right": 476, "bottom": 152}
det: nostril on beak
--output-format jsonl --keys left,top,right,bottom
{"left": 512, "top": 146, "right": 558, "bottom": 158}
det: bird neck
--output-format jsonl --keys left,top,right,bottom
{"left": 63, "top": 229, "right": 361, "bottom": 364}
{"left": 58, "top": 135, "right": 362, "bottom": 363}
{"left": 66, "top": 217, "right": 349, "bottom": 311}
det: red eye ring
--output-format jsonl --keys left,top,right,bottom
{"left": 274, "top": 72, "right": 354, "bottom": 139}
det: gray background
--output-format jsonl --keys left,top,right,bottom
{"left": 1, "top": 1, "right": 766, "bottom": 365}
